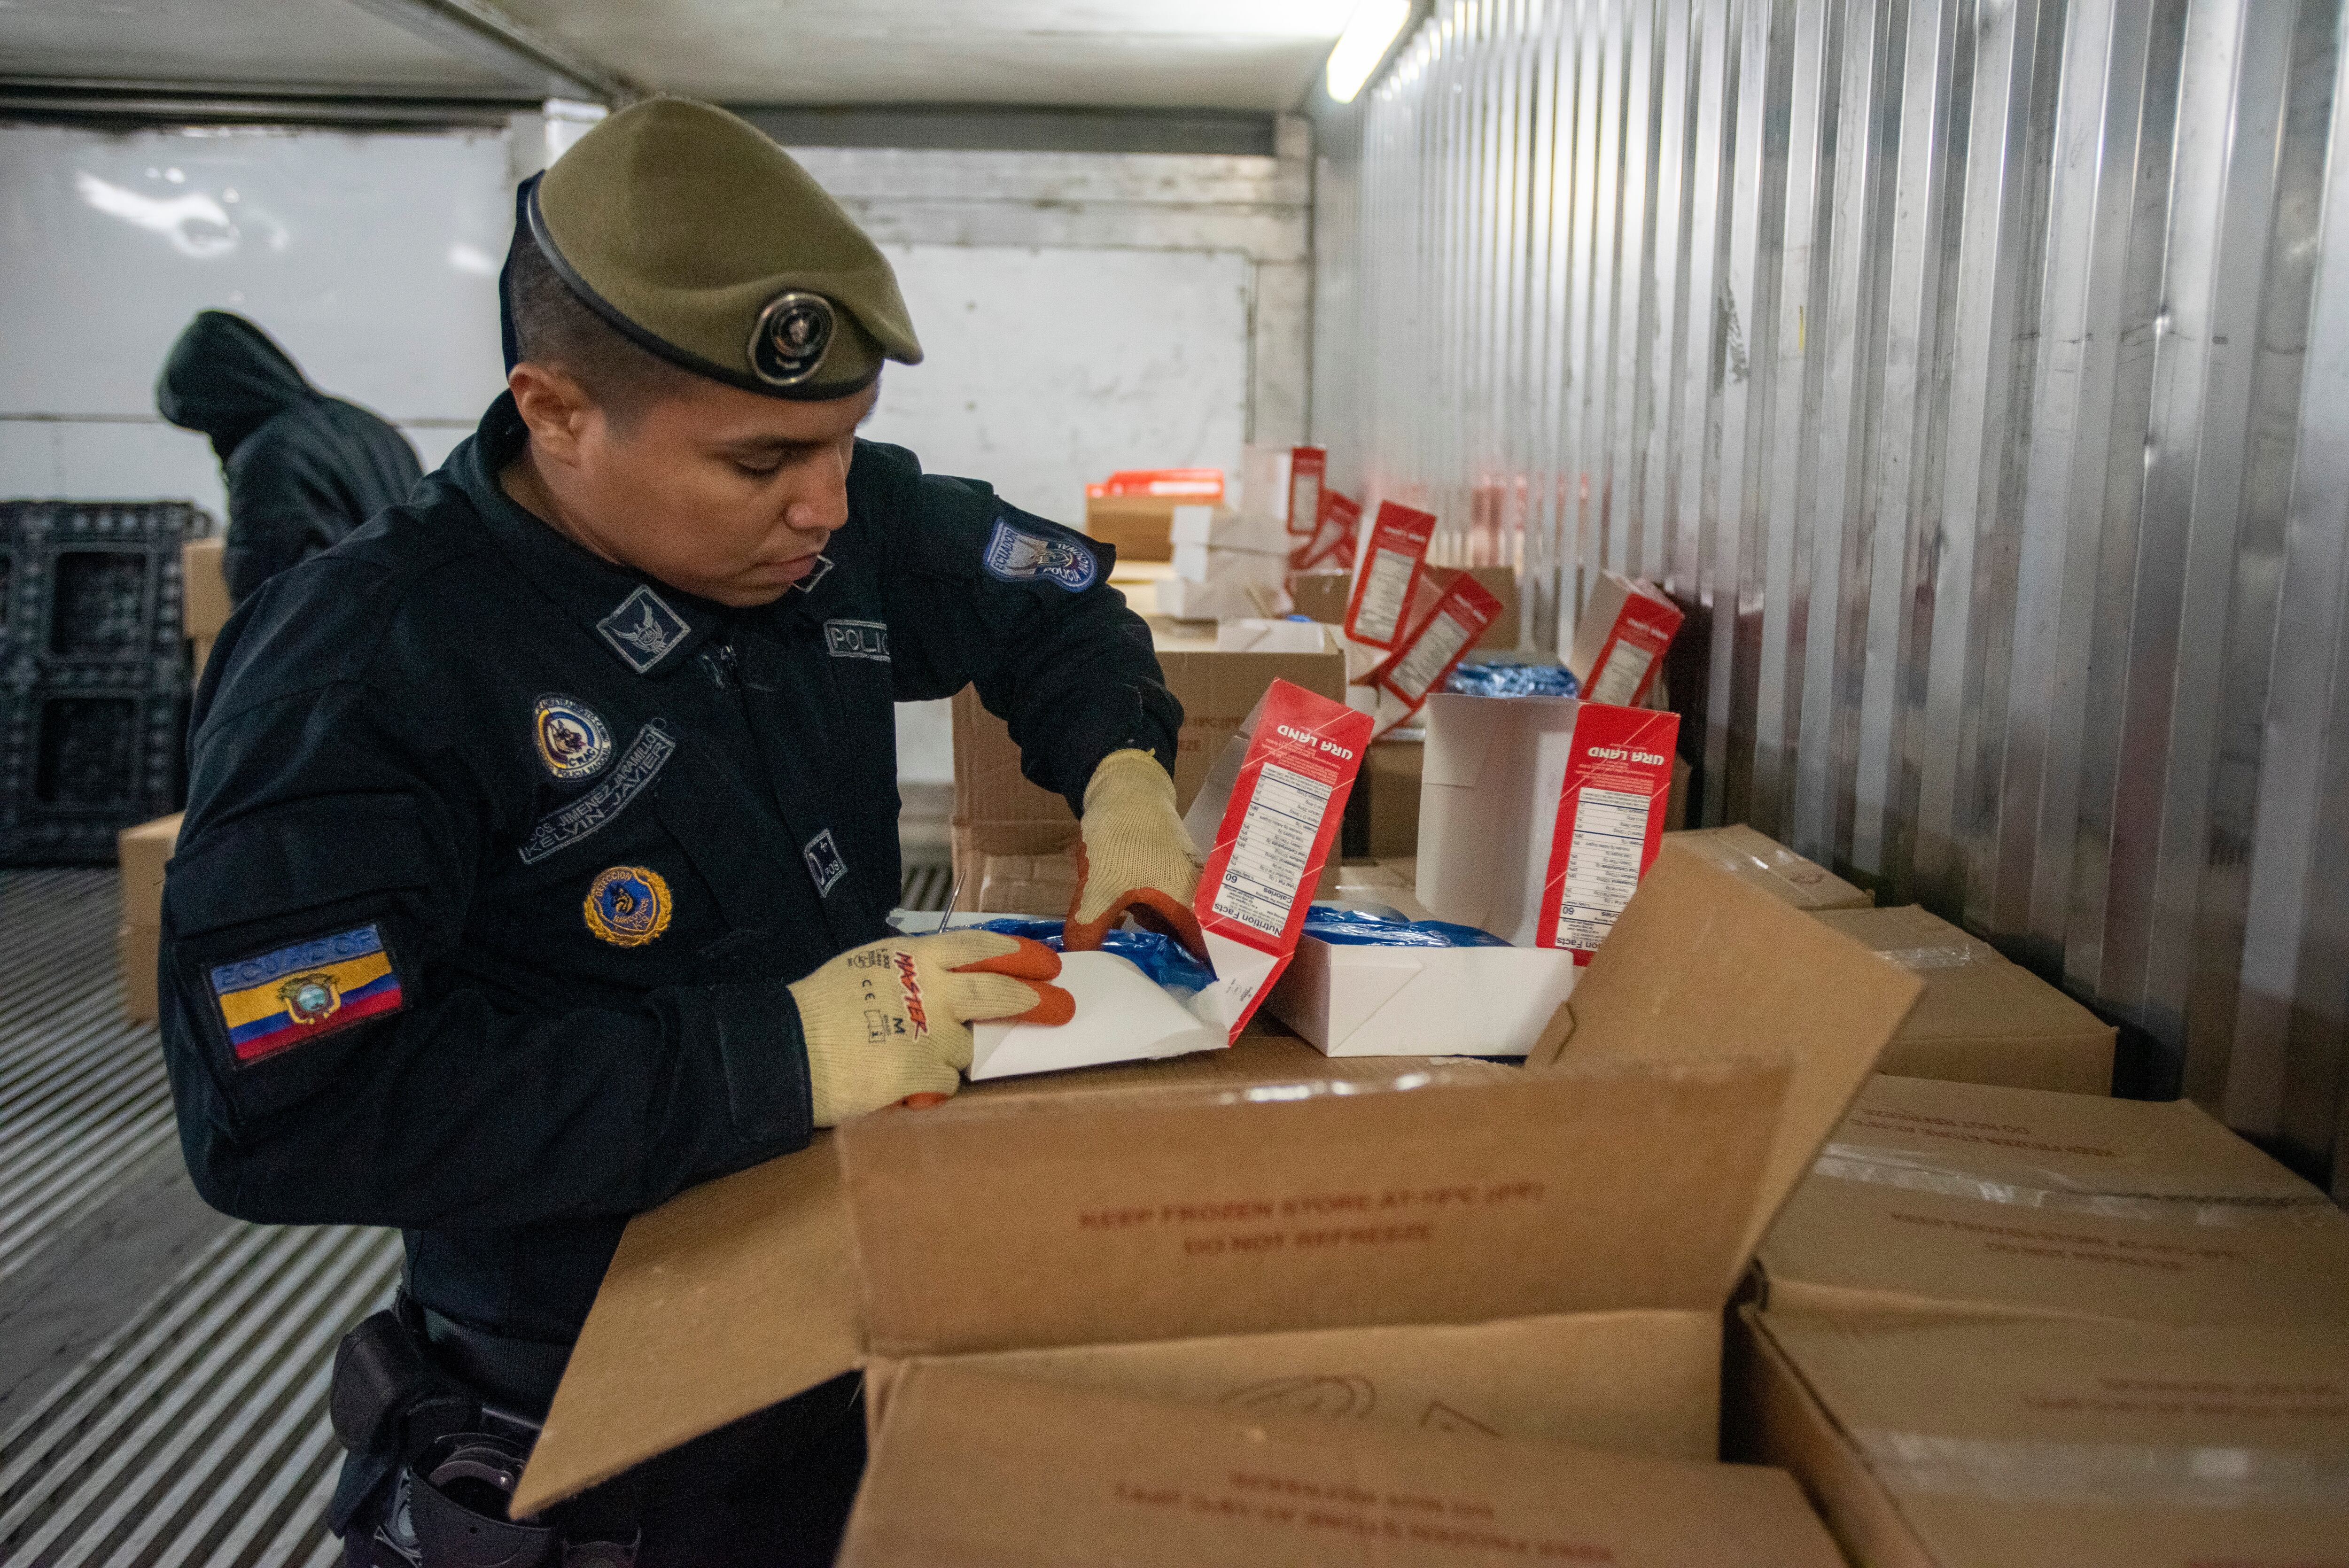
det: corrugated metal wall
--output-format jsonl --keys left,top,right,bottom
{"left": 1310, "top": 0, "right": 2349, "bottom": 1193}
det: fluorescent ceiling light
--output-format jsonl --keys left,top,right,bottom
{"left": 1324, "top": 0, "right": 1412, "bottom": 103}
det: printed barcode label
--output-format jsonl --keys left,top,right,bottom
{"left": 1589, "top": 641, "right": 1653, "bottom": 706}
{"left": 1211, "top": 761, "right": 1335, "bottom": 937}
{"left": 1552, "top": 785, "right": 1656, "bottom": 951}
{"left": 1354, "top": 548, "right": 1416, "bottom": 643}
{"left": 1387, "top": 610, "right": 1475, "bottom": 700}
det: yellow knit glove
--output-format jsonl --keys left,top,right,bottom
{"left": 1065, "top": 748, "right": 1206, "bottom": 960}
{"left": 788, "top": 931, "right": 1071, "bottom": 1126}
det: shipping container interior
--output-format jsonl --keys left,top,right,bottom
{"left": 4, "top": 0, "right": 2348, "bottom": 1562}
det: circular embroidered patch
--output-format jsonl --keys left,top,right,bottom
{"left": 584, "top": 865, "right": 672, "bottom": 947}
{"left": 534, "top": 695, "right": 613, "bottom": 782}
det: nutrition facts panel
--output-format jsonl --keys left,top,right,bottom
{"left": 1587, "top": 640, "right": 1654, "bottom": 706}
{"left": 1353, "top": 547, "right": 1416, "bottom": 643}
{"left": 1552, "top": 785, "right": 1655, "bottom": 950}
{"left": 1387, "top": 610, "right": 1474, "bottom": 699}
{"left": 1212, "top": 761, "right": 1335, "bottom": 938}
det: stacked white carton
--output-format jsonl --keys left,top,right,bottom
{"left": 1157, "top": 504, "right": 1291, "bottom": 620}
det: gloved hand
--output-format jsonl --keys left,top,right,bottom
{"left": 788, "top": 931, "right": 1073, "bottom": 1126}
{"left": 1064, "top": 748, "right": 1206, "bottom": 961}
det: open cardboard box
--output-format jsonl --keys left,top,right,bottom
{"left": 842, "top": 1364, "right": 1851, "bottom": 1568}
{"left": 1264, "top": 932, "right": 1575, "bottom": 1058}
{"left": 515, "top": 842, "right": 1925, "bottom": 1516}
{"left": 1727, "top": 1307, "right": 2349, "bottom": 1568}
{"left": 1753, "top": 1072, "right": 2349, "bottom": 1331}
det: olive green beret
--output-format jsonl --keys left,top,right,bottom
{"left": 529, "top": 97, "right": 921, "bottom": 400}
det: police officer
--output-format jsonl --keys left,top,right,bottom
{"left": 156, "top": 99, "right": 1204, "bottom": 1566}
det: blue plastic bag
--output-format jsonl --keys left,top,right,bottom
{"left": 975, "top": 916, "right": 1217, "bottom": 994}
{"left": 1445, "top": 658, "right": 1579, "bottom": 698}
{"left": 1299, "top": 906, "right": 1511, "bottom": 948}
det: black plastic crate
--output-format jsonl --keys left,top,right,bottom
{"left": 0, "top": 501, "right": 207, "bottom": 683}
{"left": 0, "top": 676, "right": 185, "bottom": 866}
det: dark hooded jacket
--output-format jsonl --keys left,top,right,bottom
{"left": 156, "top": 311, "right": 423, "bottom": 604}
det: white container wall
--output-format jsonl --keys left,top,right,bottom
{"left": 1312, "top": 0, "right": 2349, "bottom": 1191}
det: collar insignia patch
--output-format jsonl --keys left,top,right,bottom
{"left": 823, "top": 619, "right": 890, "bottom": 662}
{"left": 597, "top": 586, "right": 692, "bottom": 674}
{"left": 532, "top": 694, "right": 613, "bottom": 781}
{"left": 803, "top": 829, "right": 848, "bottom": 896}
{"left": 790, "top": 553, "right": 836, "bottom": 595}
{"left": 982, "top": 517, "right": 1097, "bottom": 592}
{"left": 584, "top": 865, "right": 673, "bottom": 947}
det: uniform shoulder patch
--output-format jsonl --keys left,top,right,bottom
{"left": 210, "top": 924, "right": 405, "bottom": 1064}
{"left": 982, "top": 515, "right": 1097, "bottom": 592}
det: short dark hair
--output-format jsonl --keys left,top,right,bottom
{"left": 506, "top": 230, "right": 695, "bottom": 423}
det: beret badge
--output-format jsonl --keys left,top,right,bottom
{"left": 749, "top": 290, "right": 837, "bottom": 386}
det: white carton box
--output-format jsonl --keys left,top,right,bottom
{"left": 1267, "top": 936, "right": 1576, "bottom": 1057}
{"left": 1169, "top": 505, "right": 1291, "bottom": 555}
{"left": 1171, "top": 540, "right": 1289, "bottom": 585}
{"left": 1416, "top": 694, "right": 1585, "bottom": 945}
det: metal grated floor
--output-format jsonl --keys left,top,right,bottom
{"left": 0, "top": 869, "right": 399, "bottom": 1567}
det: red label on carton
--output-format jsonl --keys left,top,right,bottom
{"left": 1537, "top": 704, "right": 1680, "bottom": 962}
{"left": 1086, "top": 467, "right": 1225, "bottom": 500}
{"left": 1285, "top": 447, "right": 1327, "bottom": 536}
{"left": 1291, "top": 489, "right": 1361, "bottom": 573}
{"left": 1583, "top": 593, "right": 1683, "bottom": 707}
{"left": 1192, "top": 681, "right": 1373, "bottom": 1035}
{"left": 1369, "top": 574, "right": 1503, "bottom": 720}
{"left": 1342, "top": 501, "right": 1438, "bottom": 650}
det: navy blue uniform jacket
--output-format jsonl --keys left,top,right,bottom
{"left": 157, "top": 392, "right": 1177, "bottom": 1345}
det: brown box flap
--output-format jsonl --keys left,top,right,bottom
{"left": 841, "top": 1364, "right": 1849, "bottom": 1567}
{"left": 1530, "top": 839, "right": 1926, "bottom": 1283}
{"left": 866, "top": 1307, "right": 1724, "bottom": 1464}
{"left": 837, "top": 1051, "right": 1788, "bottom": 1358}
{"left": 1757, "top": 1073, "right": 2349, "bottom": 1329}
{"left": 517, "top": 1137, "right": 859, "bottom": 1514}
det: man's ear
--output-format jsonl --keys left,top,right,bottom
{"left": 508, "top": 361, "right": 596, "bottom": 468}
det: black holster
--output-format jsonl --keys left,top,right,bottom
{"left": 328, "top": 1300, "right": 632, "bottom": 1568}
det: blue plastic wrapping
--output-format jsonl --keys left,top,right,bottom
{"left": 1299, "top": 907, "right": 1512, "bottom": 948}
{"left": 1444, "top": 659, "right": 1579, "bottom": 698}
{"left": 974, "top": 917, "right": 1216, "bottom": 994}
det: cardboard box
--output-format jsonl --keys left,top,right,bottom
{"left": 1665, "top": 824, "right": 1871, "bottom": 910}
{"left": 513, "top": 844, "right": 1925, "bottom": 1516}
{"left": 1290, "top": 569, "right": 1352, "bottom": 624}
{"left": 117, "top": 812, "right": 181, "bottom": 928}
{"left": 1084, "top": 493, "right": 1182, "bottom": 561}
{"left": 117, "top": 922, "right": 160, "bottom": 1024}
{"left": 1753, "top": 1072, "right": 2349, "bottom": 1330}
{"left": 973, "top": 849, "right": 1076, "bottom": 918}
{"left": 191, "top": 636, "right": 214, "bottom": 682}
{"left": 1425, "top": 564, "right": 1520, "bottom": 651}
{"left": 182, "top": 536, "right": 231, "bottom": 637}
{"left": 1812, "top": 905, "right": 2116, "bottom": 1094}
{"left": 1348, "top": 736, "right": 1422, "bottom": 859}
{"left": 116, "top": 813, "right": 180, "bottom": 1024}
{"left": 950, "top": 628, "right": 1346, "bottom": 885}
{"left": 1729, "top": 1308, "right": 2349, "bottom": 1568}
{"left": 841, "top": 1366, "right": 1851, "bottom": 1568}
{"left": 1567, "top": 571, "right": 1681, "bottom": 706}
{"left": 1215, "top": 618, "right": 1331, "bottom": 655}
{"left": 1173, "top": 540, "right": 1289, "bottom": 586}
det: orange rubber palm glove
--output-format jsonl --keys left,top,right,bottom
{"left": 1064, "top": 748, "right": 1206, "bottom": 961}
{"left": 788, "top": 931, "right": 1073, "bottom": 1126}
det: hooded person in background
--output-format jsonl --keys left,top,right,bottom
{"left": 156, "top": 310, "right": 423, "bottom": 605}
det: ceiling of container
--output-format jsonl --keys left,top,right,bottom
{"left": 0, "top": 0, "right": 1357, "bottom": 110}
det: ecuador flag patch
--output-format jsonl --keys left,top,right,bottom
{"left": 210, "top": 924, "right": 405, "bottom": 1063}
